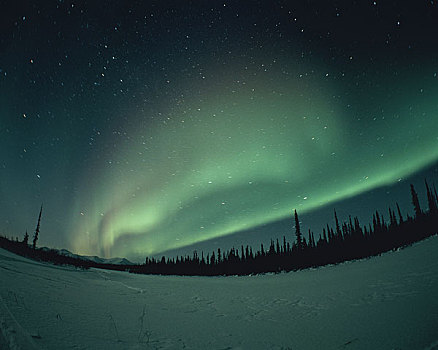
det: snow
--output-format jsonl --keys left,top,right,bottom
{"left": 1, "top": 236, "right": 438, "bottom": 349}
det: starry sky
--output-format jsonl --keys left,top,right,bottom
{"left": 1, "top": 1, "right": 438, "bottom": 261}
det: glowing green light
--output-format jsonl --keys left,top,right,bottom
{"left": 70, "top": 68, "right": 438, "bottom": 259}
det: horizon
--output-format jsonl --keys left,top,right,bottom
{"left": 4, "top": 166, "right": 437, "bottom": 264}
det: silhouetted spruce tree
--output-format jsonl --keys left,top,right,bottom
{"left": 294, "top": 209, "right": 303, "bottom": 249}
{"left": 389, "top": 208, "right": 396, "bottom": 227}
{"left": 334, "top": 210, "right": 341, "bottom": 238}
{"left": 322, "top": 228, "right": 327, "bottom": 243}
{"left": 410, "top": 184, "right": 422, "bottom": 218}
{"left": 375, "top": 211, "right": 382, "bottom": 232}
{"left": 354, "top": 217, "right": 362, "bottom": 235}
{"left": 32, "top": 205, "right": 43, "bottom": 249}
{"left": 269, "top": 239, "right": 275, "bottom": 254}
{"left": 425, "top": 180, "right": 437, "bottom": 213}
{"left": 396, "top": 202, "right": 404, "bottom": 223}
{"left": 23, "top": 230, "right": 29, "bottom": 245}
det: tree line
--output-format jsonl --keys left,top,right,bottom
{"left": 0, "top": 205, "right": 94, "bottom": 269}
{"left": 128, "top": 179, "right": 438, "bottom": 275}
{"left": 0, "top": 180, "right": 437, "bottom": 275}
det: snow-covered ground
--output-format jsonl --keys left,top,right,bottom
{"left": 1, "top": 237, "right": 438, "bottom": 350}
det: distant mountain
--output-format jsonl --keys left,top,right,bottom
{"left": 41, "top": 247, "right": 134, "bottom": 265}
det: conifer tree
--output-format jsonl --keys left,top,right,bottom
{"left": 32, "top": 205, "right": 43, "bottom": 249}
{"left": 294, "top": 209, "right": 303, "bottom": 249}
{"left": 334, "top": 210, "right": 341, "bottom": 238}
{"left": 375, "top": 211, "right": 382, "bottom": 231}
{"left": 410, "top": 184, "right": 422, "bottom": 218}
{"left": 434, "top": 184, "right": 438, "bottom": 206}
{"left": 353, "top": 217, "right": 361, "bottom": 235}
{"left": 389, "top": 208, "right": 396, "bottom": 227}
{"left": 396, "top": 202, "right": 403, "bottom": 223}
{"left": 425, "top": 180, "right": 437, "bottom": 213}
{"left": 23, "top": 230, "right": 29, "bottom": 245}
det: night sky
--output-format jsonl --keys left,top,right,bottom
{"left": 1, "top": 1, "right": 438, "bottom": 261}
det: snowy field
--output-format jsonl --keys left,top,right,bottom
{"left": 1, "top": 237, "right": 438, "bottom": 350}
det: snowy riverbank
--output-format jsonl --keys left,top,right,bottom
{"left": 1, "top": 236, "right": 438, "bottom": 349}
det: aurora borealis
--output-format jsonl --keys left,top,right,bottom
{"left": 1, "top": 1, "right": 438, "bottom": 260}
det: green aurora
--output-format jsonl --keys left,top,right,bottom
{"left": 70, "top": 66, "right": 438, "bottom": 258}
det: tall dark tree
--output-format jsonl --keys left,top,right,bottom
{"left": 32, "top": 205, "right": 43, "bottom": 249}
{"left": 22, "top": 230, "right": 29, "bottom": 245}
{"left": 389, "top": 208, "right": 396, "bottom": 227}
{"left": 410, "top": 184, "right": 422, "bottom": 218}
{"left": 396, "top": 202, "right": 404, "bottom": 223}
{"left": 425, "top": 180, "right": 437, "bottom": 213}
{"left": 375, "top": 211, "right": 382, "bottom": 231}
{"left": 334, "top": 210, "right": 342, "bottom": 238}
{"left": 294, "top": 209, "right": 303, "bottom": 249}
{"left": 433, "top": 184, "right": 438, "bottom": 206}
{"left": 322, "top": 228, "right": 327, "bottom": 243}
